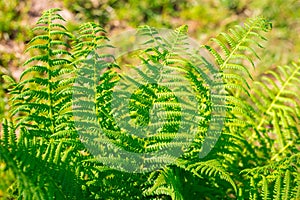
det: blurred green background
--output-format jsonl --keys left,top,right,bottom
{"left": 0, "top": 0, "right": 299, "bottom": 196}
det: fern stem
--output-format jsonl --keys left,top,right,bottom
{"left": 270, "top": 141, "right": 293, "bottom": 161}
{"left": 47, "top": 12, "right": 55, "bottom": 135}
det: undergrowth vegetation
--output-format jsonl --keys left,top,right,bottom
{"left": 0, "top": 8, "right": 299, "bottom": 200}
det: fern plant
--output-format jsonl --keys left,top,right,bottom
{"left": 141, "top": 17, "right": 273, "bottom": 200}
{"left": 0, "top": 8, "right": 94, "bottom": 199}
{"left": 0, "top": 8, "right": 299, "bottom": 200}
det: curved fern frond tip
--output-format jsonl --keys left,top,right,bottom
{"left": 176, "top": 24, "right": 189, "bottom": 34}
{"left": 203, "top": 17, "right": 271, "bottom": 96}
{"left": 43, "top": 8, "right": 62, "bottom": 13}
{"left": 73, "top": 22, "right": 110, "bottom": 60}
{"left": 37, "top": 8, "right": 65, "bottom": 24}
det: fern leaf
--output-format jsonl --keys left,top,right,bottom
{"left": 248, "top": 61, "right": 300, "bottom": 160}
{"left": 273, "top": 174, "right": 282, "bottom": 200}
{"left": 261, "top": 175, "right": 270, "bottom": 200}
{"left": 282, "top": 170, "right": 291, "bottom": 200}
{"left": 204, "top": 17, "right": 271, "bottom": 95}
{"left": 185, "top": 159, "right": 237, "bottom": 193}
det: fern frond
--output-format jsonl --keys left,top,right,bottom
{"left": 184, "top": 159, "right": 237, "bottom": 193}
{"left": 73, "top": 22, "right": 109, "bottom": 60}
{"left": 282, "top": 170, "right": 291, "bottom": 200}
{"left": 261, "top": 175, "right": 270, "bottom": 200}
{"left": 204, "top": 17, "right": 271, "bottom": 95}
{"left": 273, "top": 173, "right": 282, "bottom": 200}
{"left": 0, "top": 9, "right": 100, "bottom": 199}
{"left": 247, "top": 61, "right": 300, "bottom": 160}
{"left": 10, "top": 8, "right": 75, "bottom": 138}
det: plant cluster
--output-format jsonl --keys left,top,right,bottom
{"left": 0, "top": 8, "right": 299, "bottom": 199}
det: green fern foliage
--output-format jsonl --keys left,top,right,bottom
{"left": 204, "top": 17, "right": 272, "bottom": 96}
{"left": 243, "top": 153, "right": 300, "bottom": 200}
{"left": 197, "top": 18, "right": 272, "bottom": 165}
{"left": 71, "top": 24, "right": 213, "bottom": 173}
{"left": 241, "top": 61, "right": 300, "bottom": 200}
{"left": 248, "top": 61, "right": 300, "bottom": 158}
{"left": 13, "top": 8, "right": 75, "bottom": 139}
{"left": 141, "top": 18, "right": 272, "bottom": 199}
{"left": 0, "top": 9, "right": 90, "bottom": 199}
{"left": 1, "top": 8, "right": 299, "bottom": 200}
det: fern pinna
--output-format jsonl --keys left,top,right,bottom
{"left": 0, "top": 8, "right": 299, "bottom": 200}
